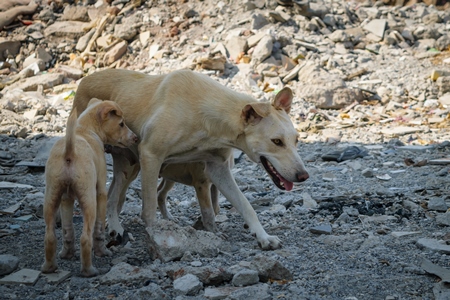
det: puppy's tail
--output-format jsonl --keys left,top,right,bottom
{"left": 64, "top": 107, "right": 77, "bottom": 163}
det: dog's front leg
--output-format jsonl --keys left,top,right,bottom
{"left": 139, "top": 147, "right": 162, "bottom": 227}
{"left": 206, "top": 160, "right": 281, "bottom": 250}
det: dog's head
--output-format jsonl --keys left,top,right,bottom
{"left": 87, "top": 98, "right": 138, "bottom": 147}
{"left": 239, "top": 87, "right": 309, "bottom": 191}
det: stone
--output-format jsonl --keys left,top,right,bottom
{"left": 417, "top": 238, "right": 450, "bottom": 254}
{"left": 0, "top": 269, "right": 40, "bottom": 285}
{"left": 62, "top": 5, "right": 89, "bottom": 21}
{"left": 22, "top": 56, "right": 45, "bottom": 71}
{"left": 363, "top": 19, "right": 387, "bottom": 39}
{"left": 437, "top": 77, "right": 450, "bottom": 94}
{"left": 114, "top": 23, "right": 137, "bottom": 41}
{"left": 204, "top": 286, "right": 240, "bottom": 299}
{"left": 99, "top": 262, "right": 157, "bottom": 285}
{"left": 0, "top": 181, "right": 34, "bottom": 189}
{"left": 251, "top": 13, "right": 269, "bottom": 30}
{"left": 146, "top": 219, "right": 222, "bottom": 262}
{"left": 436, "top": 212, "right": 450, "bottom": 226}
{"left": 56, "top": 65, "right": 84, "bottom": 80}
{"left": 168, "top": 265, "right": 232, "bottom": 286}
{"left": 250, "top": 255, "right": 293, "bottom": 282}
{"left": 0, "top": 40, "right": 21, "bottom": 61}
{"left": 0, "top": 255, "right": 19, "bottom": 276}
{"left": 232, "top": 269, "right": 259, "bottom": 287}
{"left": 391, "top": 231, "right": 421, "bottom": 238}
{"left": 439, "top": 93, "right": 450, "bottom": 107}
{"left": 361, "top": 168, "right": 374, "bottom": 177}
{"left": 247, "top": 32, "right": 266, "bottom": 48}
{"left": 41, "top": 270, "right": 71, "bottom": 284}
{"left": 295, "top": 62, "right": 364, "bottom": 109}
{"left": 225, "top": 36, "right": 248, "bottom": 61}
{"left": 5, "top": 73, "right": 63, "bottom": 92}
{"left": 329, "top": 30, "right": 349, "bottom": 43}
{"left": 251, "top": 36, "right": 273, "bottom": 64}
{"left": 380, "top": 126, "right": 423, "bottom": 136}
{"left": 228, "top": 283, "right": 272, "bottom": 300}
{"left": 44, "top": 21, "right": 86, "bottom": 39}
{"left": 436, "top": 34, "right": 450, "bottom": 51}
{"left": 421, "top": 258, "right": 450, "bottom": 283}
{"left": 36, "top": 48, "right": 52, "bottom": 63}
{"left": 173, "top": 274, "right": 203, "bottom": 296}
{"left": 428, "top": 197, "right": 447, "bottom": 212}
{"left": 433, "top": 282, "right": 450, "bottom": 300}
{"left": 310, "top": 224, "right": 332, "bottom": 235}
{"left": 76, "top": 28, "right": 95, "bottom": 52}
{"left": 104, "top": 40, "right": 128, "bottom": 65}
{"left": 130, "top": 283, "right": 166, "bottom": 299}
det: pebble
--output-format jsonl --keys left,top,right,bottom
{"left": 173, "top": 274, "right": 203, "bottom": 296}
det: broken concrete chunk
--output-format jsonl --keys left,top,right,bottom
{"left": 173, "top": 274, "right": 203, "bottom": 296}
{"left": 0, "top": 255, "right": 19, "bottom": 276}
{"left": 250, "top": 255, "right": 293, "bottom": 282}
{"left": 421, "top": 258, "right": 450, "bottom": 283}
{"left": 417, "top": 238, "right": 450, "bottom": 254}
{"left": 99, "top": 262, "right": 157, "bottom": 285}
{"left": 0, "top": 268, "right": 40, "bottom": 285}
{"left": 146, "top": 219, "right": 222, "bottom": 262}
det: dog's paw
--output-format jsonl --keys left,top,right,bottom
{"left": 94, "top": 246, "right": 112, "bottom": 257}
{"left": 59, "top": 247, "right": 75, "bottom": 259}
{"left": 41, "top": 261, "right": 58, "bottom": 274}
{"left": 257, "top": 235, "right": 282, "bottom": 250}
{"left": 80, "top": 266, "right": 99, "bottom": 278}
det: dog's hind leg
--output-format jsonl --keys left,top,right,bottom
{"left": 59, "top": 192, "right": 76, "bottom": 259}
{"left": 206, "top": 155, "right": 281, "bottom": 250}
{"left": 78, "top": 187, "right": 99, "bottom": 277}
{"left": 193, "top": 179, "right": 218, "bottom": 233}
{"left": 157, "top": 178, "right": 175, "bottom": 220}
{"left": 42, "top": 182, "right": 64, "bottom": 273}
{"left": 93, "top": 182, "right": 112, "bottom": 257}
{"left": 107, "top": 152, "right": 140, "bottom": 242}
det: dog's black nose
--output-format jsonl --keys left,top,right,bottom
{"left": 297, "top": 171, "right": 309, "bottom": 182}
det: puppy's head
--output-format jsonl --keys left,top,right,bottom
{"left": 90, "top": 99, "right": 138, "bottom": 148}
{"left": 239, "top": 87, "right": 309, "bottom": 191}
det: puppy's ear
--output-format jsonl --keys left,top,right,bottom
{"left": 272, "top": 87, "right": 293, "bottom": 114}
{"left": 97, "top": 105, "right": 118, "bottom": 122}
{"left": 241, "top": 102, "right": 270, "bottom": 125}
{"left": 87, "top": 98, "right": 102, "bottom": 107}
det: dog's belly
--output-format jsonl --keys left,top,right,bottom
{"left": 164, "top": 148, "right": 230, "bottom": 165}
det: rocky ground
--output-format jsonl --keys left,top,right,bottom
{"left": 1, "top": 0, "right": 450, "bottom": 299}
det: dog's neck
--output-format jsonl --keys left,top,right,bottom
{"left": 200, "top": 89, "right": 253, "bottom": 146}
{"left": 76, "top": 118, "right": 105, "bottom": 151}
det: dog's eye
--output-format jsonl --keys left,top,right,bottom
{"left": 119, "top": 122, "right": 124, "bottom": 128}
{"left": 272, "top": 139, "right": 283, "bottom": 146}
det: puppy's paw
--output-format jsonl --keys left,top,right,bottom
{"left": 41, "top": 261, "right": 58, "bottom": 273}
{"left": 80, "top": 266, "right": 99, "bottom": 278}
{"left": 257, "top": 235, "right": 282, "bottom": 250}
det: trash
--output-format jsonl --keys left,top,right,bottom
{"left": 321, "top": 146, "right": 368, "bottom": 162}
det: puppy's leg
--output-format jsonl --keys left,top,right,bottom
{"left": 107, "top": 153, "right": 139, "bottom": 241}
{"left": 93, "top": 185, "right": 112, "bottom": 257}
{"left": 42, "top": 182, "right": 63, "bottom": 273}
{"left": 59, "top": 192, "right": 76, "bottom": 259}
{"left": 206, "top": 159, "right": 281, "bottom": 250}
{"left": 157, "top": 178, "right": 175, "bottom": 220}
{"left": 78, "top": 188, "right": 99, "bottom": 277}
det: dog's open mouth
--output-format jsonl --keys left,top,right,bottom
{"left": 260, "top": 156, "right": 293, "bottom": 191}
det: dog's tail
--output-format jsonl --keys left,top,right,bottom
{"left": 64, "top": 107, "right": 77, "bottom": 162}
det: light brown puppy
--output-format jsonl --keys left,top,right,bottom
{"left": 73, "top": 69, "right": 309, "bottom": 250}
{"left": 42, "top": 98, "right": 137, "bottom": 277}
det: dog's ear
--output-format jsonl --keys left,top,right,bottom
{"left": 272, "top": 87, "right": 293, "bottom": 114}
{"left": 241, "top": 102, "right": 270, "bottom": 125}
{"left": 87, "top": 98, "right": 102, "bottom": 107}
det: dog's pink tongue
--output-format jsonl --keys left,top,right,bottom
{"left": 282, "top": 178, "right": 293, "bottom": 191}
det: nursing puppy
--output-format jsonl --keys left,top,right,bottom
{"left": 73, "top": 69, "right": 309, "bottom": 250}
{"left": 42, "top": 99, "right": 137, "bottom": 277}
